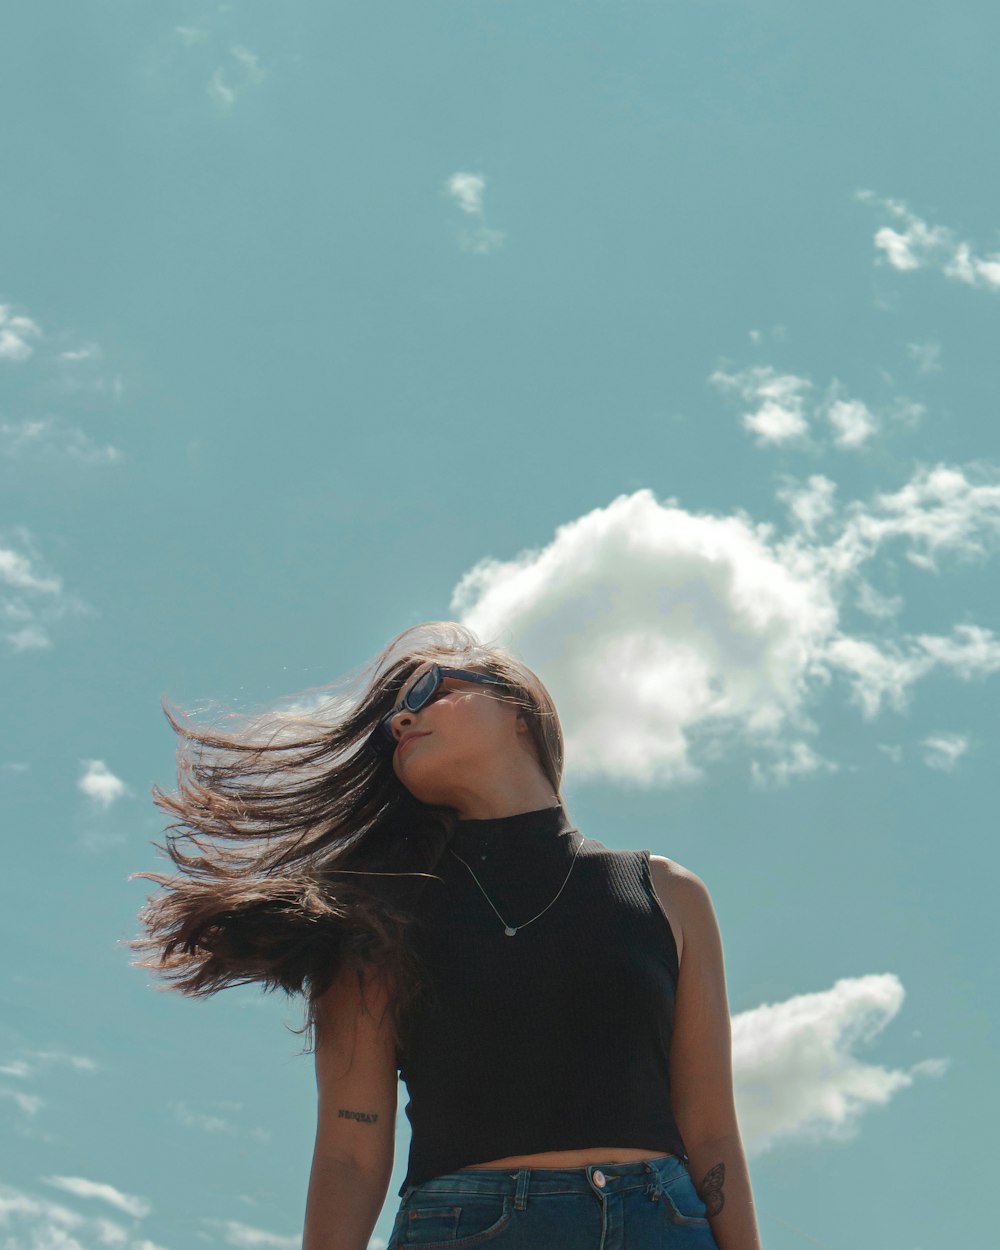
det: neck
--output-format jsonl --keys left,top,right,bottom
{"left": 449, "top": 782, "right": 561, "bottom": 822}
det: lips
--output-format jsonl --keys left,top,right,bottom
{"left": 396, "top": 732, "right": 429, "bottom": 755}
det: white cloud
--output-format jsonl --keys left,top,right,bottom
{"left": 0, "top": 1181, "right": 167, "bottom": 1250}
{"left": 710, "top": 366, "right": 897, "bottom": 454}
{"left": 173, "top": 1098, "right": 270, "bottom": 1143}
{"left": 174, "top": 24, "right": 209, "bottom": 45}
{"left": 1, "top": 1048, "right": 98, "bottom": 1079}
{"left": 842, "top": 465, "right": 1000, "bottom": 573}
{"left": 825, "top": 397, "right": 877, "bottom": 449}
{"left": 78, "top": 760, "right": 131, "bottom": 810}
{"left": 208, "top": 68, "right": 237, "bottom": 109}
{"left": 0, "top": 528, "right": 93, "bottom": 654}
{"left": 453, "top": 488, "right": 839, "bottom": 786}
{"left": 823, "top": 625, "right": 1000, "bottom": 720}
{"left": 445, "top": 172, "right": 485, "bottom": 215}
{"left": 0, "top": 416, "right": 124, "bottom": 464}
{"left": 202, "top": 1216, "right": 301, "bottom": 1248}
{"left": 709, "top": 365, "right": 812, "bottom": 445}
{"left": 44, "top": 1178, "right": 150, "bottom": 1221}
{"left": 856, "top": 189, "right": 1000, "bottom": 291}
{"left": 920, "top": 732, "right": 970, "bottom": 771}
{"left": 208, "top": 45, "right": 266, "bottom": 110}
{"left": 173, "top": 1099, "right": 236, "bottom": 1135}
{"left": 0, "top": 1084, "right": 45, "bottom": 1114}
{"left": 443, "top": 171, "right": 505, "bottom": 255}
{"left": 852, "top": 578, "right": 904, "bottom": 620}
{"left": 31, "top": 1049, "right": 99, "bottom": 1074}
{"left": 230, "top": 45, "right": 266, "bottom": 84}
{"left": 773, "top": 474, "right": 838, "bottom": 539}
{"left": 0, "top": 540, "right": 62, "bottom": 595}
{"left": 904, "top": 341, "right": 942, "bottom": 374}
{"left": 732, "top": 974, "right": 946, "bottom": 1153}
{"left": 449, "top": 464, "right": 1000, "bottom": 786}
{"left": 0, "top": 302, "right": 43, "bottom": 361}
{"left": 749, "top": 740, "right": 840, "bottom": 789}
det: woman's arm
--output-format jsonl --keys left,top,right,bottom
{"left": 651, "top": 858, "right": 764, "bottom": 1250}
{"left": 302, "top": 964, "right": 398, "bottom": 1249}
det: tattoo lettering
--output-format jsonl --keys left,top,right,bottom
{"left": 697, "top": 1161, "right": 725, "bottom": 1217}
{"left": 337, "top": 1108, "right": 379, "bottom": 1125}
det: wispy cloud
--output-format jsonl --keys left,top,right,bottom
{"left": 904, "top": 340, "right": 942, "bottom": 374}
{"left": 825, "top": 397, "right": 877, "bottom": 449}
{"left": 1, "top": 416, "right": 124, "bottom": 464}
{"left": 44, "top": 1175, "right": 151, "bottom": 1220}
{"left": 825, "top": 626, "right": 1000, "bottom": 720}
{"left": 0, "top": 301, "right": 43, "bottom": 362}
{"left": 208, "top": 44, "right": 267, "bottom": 111}
{"left": 750, "top": 740, "right": 840, "bottom": 790}
{"left": 0, "top": 1180, "right": 167, "bottom": 1250}
{"left": 856, "top": 189, "right": 1000, "bottom": 291}
{"left": 2, "top": 1047, "right": 98, "bottom": 1077}
{"left": 173, "top": 1098, "right": 271, "bottom": 1143}
{"left": 173, "top": 1099, "right": 237, "bottom": 1135}
{"left": 449, "top": 462, "right": 1000, "bottom": 786}
{"left": 34, "top": 1048, "right": 99, "bottom": 1073}
{"left": 443, "top": 171, "right": 506, "bottom": 254}
{"left": 920, "top": 731, "right": 971, "bottom": 771}
{"left": 174, "top": 24, "right": 209, "bottom": 46}
{"left": 733, "top": 974, "right": 947, "bottom": 1153}
{"left": 709, "top": 364, "right": 908, "bottom": 452}
{"left": 0, "top": 1085, "right": 45, "bottom": 1115}
{"left": 709, "top": 364, "right": 812, "bottom": 444}
{"left": 0, "top": 527, "right": 93, "bottom": 654}
{"left": 201, "top": 1216, "right": 301, "bottom": 1248}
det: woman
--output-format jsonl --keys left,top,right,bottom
{"left": 129, "top": 621, "right": 762, "bottom": 1250}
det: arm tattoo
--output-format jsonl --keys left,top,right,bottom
{"left": 337, "top": 1108, "right": 379, "bottom": 1125}
{"left": 697, "top": 1161, "right": 725, "bottom": 1216}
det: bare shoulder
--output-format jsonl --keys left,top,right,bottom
{"left": 648, "top": 855, "right": 714, "bottom": 973}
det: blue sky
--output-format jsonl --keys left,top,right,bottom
{"left": 2, "top": 2, "right": 998, "bottom": 1247}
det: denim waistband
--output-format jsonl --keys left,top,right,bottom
{"left": 401, "top": 1152, "right": 688, "bottom": 1204}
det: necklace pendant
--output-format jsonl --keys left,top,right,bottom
{"left": 504, "top": 926, "right": 517, "bottom": 936}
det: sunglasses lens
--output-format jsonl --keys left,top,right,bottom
{"left": 406, "top": 668, "right": 438, "bottom": 709}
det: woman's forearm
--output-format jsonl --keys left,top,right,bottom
{"left": 685, "top": 1132, "right": 763, "bottom": 1250}
{"left": 302, "top": 1151, "right": 391, "bottom": 1250}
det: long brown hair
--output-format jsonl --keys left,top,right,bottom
{"left": 126, "top": 621, "right": 564, "bottom": 1061}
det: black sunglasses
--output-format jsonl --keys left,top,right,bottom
{"left": 372, "top": 663, "right": 508, "bottom": 752}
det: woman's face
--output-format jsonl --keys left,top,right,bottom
{"left": 387, "top": 662, "right": 538, "bottom": 808}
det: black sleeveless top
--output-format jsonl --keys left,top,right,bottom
{"left": 395, "top": 803, "right": 690, "bottom": 1195}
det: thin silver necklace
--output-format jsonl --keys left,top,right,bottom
{"left": 448, "top": 831, "right": 584, "bottom": 936}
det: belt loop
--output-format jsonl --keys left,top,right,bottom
{"left": 514, "top": 1166, "right": 531, "bottom": 1211}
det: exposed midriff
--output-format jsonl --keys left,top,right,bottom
{"left": 457, "top": 1146, "right": 678, "bottom": 1170}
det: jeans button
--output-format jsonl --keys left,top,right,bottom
{"left": 593, "top": 1169, "right": 606, "bottom": 1188}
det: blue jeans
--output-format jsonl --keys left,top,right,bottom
{"left": 386, "top": 1153, "right": 721, "bottom": 1249}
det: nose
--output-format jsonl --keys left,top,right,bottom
{"left": 390, "top": 705, "right": 416, "bottom": 740}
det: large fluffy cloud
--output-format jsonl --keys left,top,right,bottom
{"left": 453, "top": 488, "right": 836, "bottom": 785}
{"left": 450, "top": 465, "right": 1000, "bottom": 786}
{"left": 732, "top": 973, "right": 947, "bottom": 1154}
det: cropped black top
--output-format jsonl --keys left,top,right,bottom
{"left": 395, "top": 803, "right": 690, "bottom": 1195}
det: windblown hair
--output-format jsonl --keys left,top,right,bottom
{"left": 126, "top": 621, "right": 564, "bottom": 1062}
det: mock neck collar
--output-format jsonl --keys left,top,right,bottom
{"left": 449, "top": 802, "right": 577, "bottom": 856}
